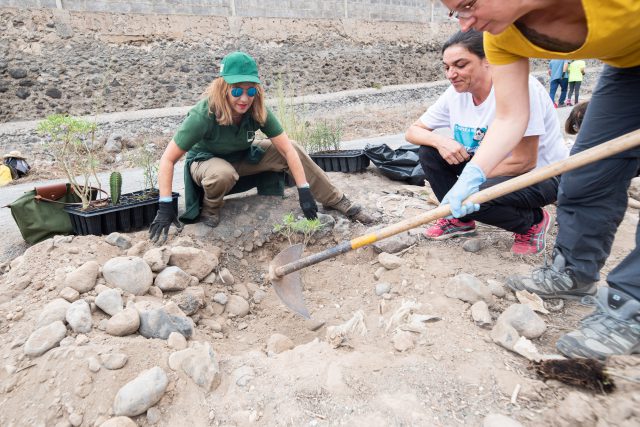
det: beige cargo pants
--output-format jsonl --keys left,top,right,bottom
{"left": 190, "top": 140, "right": 343, "bottom": 216}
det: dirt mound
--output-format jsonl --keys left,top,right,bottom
{"left": 0, "top": 171, "right": 638, "bottom": 426}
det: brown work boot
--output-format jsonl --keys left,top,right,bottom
{"left": 324, "top": 195, "right": 375, "bottom": 224}
{"left": 200, "top": 209, "right": 220, "bottom": 228}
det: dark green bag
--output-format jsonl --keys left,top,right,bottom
{"left": 7, "top": 183, "right": 82, "bottom": 244}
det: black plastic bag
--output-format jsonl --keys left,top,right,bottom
{"left": 363, "top": 143, "right": 426, "bottom": 186}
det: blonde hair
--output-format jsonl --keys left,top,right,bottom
{"left": 203, "top": 77, "right": 267, "bottom": 126}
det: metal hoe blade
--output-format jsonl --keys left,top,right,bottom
{"left": 269, "top": 244, "right": 310, "bottom": 319}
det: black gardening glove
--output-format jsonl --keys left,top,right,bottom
{"left": 149, "top": 201, "right": 183, "bottom": 244}
{"left": 297, "top": 187, "right": 318, "bottom": 220}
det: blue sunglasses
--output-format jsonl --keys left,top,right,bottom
{"left": 230, "top": 87, "right": 257, "bottom": 97}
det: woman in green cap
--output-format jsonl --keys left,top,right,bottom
{"left": 149, "top": 51, "right": 373, "bottom": 242}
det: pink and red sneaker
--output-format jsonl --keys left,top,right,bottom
{"left": 512, "top": 209, "right": 553, "bottom": 255}
{"left": 424, "top": 218, "right": 477, "bottom": 240}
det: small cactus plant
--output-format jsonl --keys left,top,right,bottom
{"left": 109, "top": 171, "right": 122, "bottom": 205}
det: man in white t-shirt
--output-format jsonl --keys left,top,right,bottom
{"left": 406, "top": 30, "right": 568, "bottom": 255}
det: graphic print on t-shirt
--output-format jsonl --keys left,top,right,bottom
{"left": 453, "top": 124, "right": 487, "bottom": 153}
{"left": 247, "top": 131, "right": 256, "bottom": 144}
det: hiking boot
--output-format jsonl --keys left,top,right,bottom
{"left": 424, "top": 218, "right": 476, "bottom": 240}
{"left": 556, "top": 287, "right": 640, "bottom": 360}
{"left": 324, "top": 195, "right": 375, "bottom": 224}
{"left": 200, "top": 210, "right": 220, "bottom": 228}
{"left": 506, "top": 249, "right": 597, "bottom": 299}
{"left": 511, "top": 209, "right": 552, "bottom": 255}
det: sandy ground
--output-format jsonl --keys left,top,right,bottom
{"left": 0, "top": 166, "right": 638, "bottom": 427}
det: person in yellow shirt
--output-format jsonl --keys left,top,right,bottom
{"left": 566, "top": 59, "right": 586, "bottom": 106}
{"left": 439, "top": 0, "right": 640, "bottom": 360}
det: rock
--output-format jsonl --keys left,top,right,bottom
{"left": 138, "top": 307, "right": 193, "bottom": 339}
{"left": 52, "top": 286, "right": 74, "bottom": 312}
{"left": 233, "top": 283, "right": 249, "bottom": 299}
{"left": 252, "top": 289, "right": 267, "bottom": 304}
{"left": 445, "top": 273, "right": 495, "bottom": 305}
{"left": 213, "top": 292, "right": 228, "bottom": 305}
{"left": 105, "top": 233, "right": 132, "bottom": 250}
{"left": 392, "top": 331, "right": 415, "bottom": 352}
{"left": 490, "top": 321, "right": 520, "bottom": 351}
{"left": 373, "top": 266, "right": 386, "bottom": 280}
{"left": 143, "top": 247, "right": 171, "bottom": 272}
{"left": 154, "top": 266, "right": 192, "bottom": 291}
{"left": 103, "top": 257, "right": 153, "bottom": 295}
{"left": 167, "top": 332, "right": 187, "bottom": 350}
{"left": 65, "top": 300, "right": 92, "bottom": 333}
{"left": 45, "top": 87, "right": 62, "bottom": 98}
{"left": 15, "top": 88, "right": 30, "bottom": 99}
{"left": 171, "top": 291, "right": 201, "bottom": 316}
{"left": 69, "top": 412, "right": 83, "bottom": 426}
{"left": 375, "top": 282, "right": 391, "bottom": 296}
{"left": 225, "top": 295, "right": 250, "bottom": 317}
{"left": 147, "top": 407, "right": 161, "bottom": 424}
{"left": 59, "top": 287, "right": 80, "bottom": 302}
{"left": 24, "top": 321, "right": 67, "bottom": 357}
{"left": 106, "top": 307, "right": 140, "bottom": 337}
{"left": 471, "top": 301, "right": 492, "bottom": 327}
{"left": 169, "top": 246, "right": 218, "bottom": 280}
{"left": 201, "top": 319, "right": 222, "bottom": 332}
{"left": 170, "top": 342, "right": 221, "bottom": 391}
{"left": 113, "top": 366, "right": 168, "bottom": 417}
{"left": 148, "top": 286, "right": 163, "bottom": 299}
{"left": 9, "top": 68, "right": 27, "bottom": 79}
{"left": 219, "top": 268, "right": 234, "bottom": 285}
{"left": 88, "top": 356, "right": 101, "bottom": 372}
{"left": 64, "top": 260, "right": 99, "bottom": 293}
{"left": 371, "top": 231, "right": 416, "bottom": 253}
{"left": 104, "top": 134, "right": 123, "bottom": 153}
{"left": 462, "top": 238, "right": 484, "bottom": 253}
{"left": 266, "top": 333, "right": 294, "bottom": 354}
{"left": 497, "top": 304, "right": 546, "bottom": 339}
{"left": 487, "top": 279, "right": 506, "bottom": 298}
{"left": 483, "top": 414, "right": 524, "bottom": 427}
{"left": 101, "top": 352, "right": 128, "bottom": 370}
{"left": 100, "top": 417, "right": 137, "bottom": 427}
{"left": 378, "top": 252, "right": 403, "bottom": 269}
{"left": 126, "top": 241, "right": 147, "bottom": 257}
{"left": 95, "top": 288, "right": 124, "bottom": 316}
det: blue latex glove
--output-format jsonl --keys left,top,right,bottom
{"left": 441, "top": 162, "right": 486, "bottom": 218}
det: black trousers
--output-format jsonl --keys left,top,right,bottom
{"left": 555, "top": 64, "right": 640, "bottom": 300}
{"left": 568, "top": 81, "right": 582, "bottom": 104}
{"left": 418, "top": 145, "right": 559, "bottom": 234}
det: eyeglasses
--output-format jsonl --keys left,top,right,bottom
{"left": 230, "top": 87, "right": 257, "bottom": 97}
{"left": 448, "top": 0, "right": 478, "bottom": 19}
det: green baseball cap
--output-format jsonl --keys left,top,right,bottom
{"left": 219, "top": 51, "right": 261, "bottom": 85}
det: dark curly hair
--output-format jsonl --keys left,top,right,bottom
{"left": 565, "top": 102, "right": 589, "bottom": 135}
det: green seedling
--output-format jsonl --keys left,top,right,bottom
{"left": 109, "top": 171, "right": 122, "bottom": 204}
{"left": 273, "top": 213, "right": 323, "bottom": 247}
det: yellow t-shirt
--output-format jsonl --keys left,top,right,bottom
{"left": 568, "top": 60, "right": 586, "bottom": 82}
{"left": 484, "top": 0, "right": 640, "bottom": 68}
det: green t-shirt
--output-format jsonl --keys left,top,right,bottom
{"left": 173, "top": 99, "right": 284, "bottom": 162}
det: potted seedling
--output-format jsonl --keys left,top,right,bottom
{"left": 305, "top": 119, "right": 370, "bottom": 173}
{"left": 274, "top": 78, "right": 368, "bottom": 173}
{"left": 39, "top": 115, "right": 179, "bottom": 236}
{"left": 37, "top": 114, "right": 103, "bottom": 210}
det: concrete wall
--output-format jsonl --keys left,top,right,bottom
{"left": 0, "top": 0, "right": 450, "bottom": 22}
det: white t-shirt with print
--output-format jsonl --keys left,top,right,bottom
{"left": 419, "top": 75, "right": 568, "bottom": 169}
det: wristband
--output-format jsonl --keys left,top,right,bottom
{"left": 159, "top": 196, "right": 173, "bottom": 203}
{"left": 298, "top": 183, "right": 310, "bottom": 189}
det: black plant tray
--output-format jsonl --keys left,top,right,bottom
{"left": 310, "top": 150, "right": 370, "bottom": 173}
{"left": 64, "top": 191, "right": 179, "bottom": 236}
